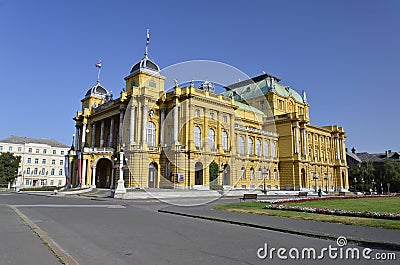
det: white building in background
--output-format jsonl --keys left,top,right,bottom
{"left": 0, "top": 136, "right": 70, "bottom": 187}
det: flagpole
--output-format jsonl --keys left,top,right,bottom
{"left": 145, "top": 29, "right": 149, "bottom": 58}
{"left": 97, "top": 66, "right": 101, "bottom": 83}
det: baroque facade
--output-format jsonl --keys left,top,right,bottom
{"left": 0, "top": 136, "right": 69, "bottom": 187}
{"left": 68, "top": 47, "right": 348, "bottom": 192}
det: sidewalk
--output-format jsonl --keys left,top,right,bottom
{"left": 159, "top": 203, "right": 400, "bottom": 251}
{"left": 0, "top": 205, "right": 61, "bottom": 265}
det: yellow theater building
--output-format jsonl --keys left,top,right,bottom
{"left": 68, "top": 41, "right": 348, "bottom": 194}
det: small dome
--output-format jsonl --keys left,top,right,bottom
{"left": 85, "top": 83, "right": 108, "bottom": 98}
{"left": 130, "top": 56, "right": 160, "bottom": 74}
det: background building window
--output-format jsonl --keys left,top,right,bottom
{"left": 239, "top": 136, "right": 245, "bottom": 154}
{"left": 43, "top": 149, "right": 47, "bottom": 154}
{"left": 222, "top": 131, "right": 228, "bottom": 150}
{"left": 194, "top": 126, "right": 201, "bottom": 147}
{"left": 28, "top": 148, "right": 32, "bottom": 153}
{"left": 208, "top": 129, "right": 215, "bottom": 149}
{"left": 147, "top": 122, "right": 156, "bottom": 147}
{"left": 40, "top": 180, "right": 45, "bottom": 186}
{"left": 34, "top": 168, "right": 38, "bottom": 175}
{"left": 250, "top": 168, "right": 254, "bottom": 179}
{"left": 264, "top": 140, "right": 269, "bottom": 157}
{"left": 61, "top": 151, "right": 65, "bottom": 155}
{"left": 27, "top": 158, "right": 31, "bottom": 163}
{"left": 34, "top": 158, "right": 38, "bottom": 164}
{"left": 52, "top": 150, "right": 56, "bottom": 155}
{"left": 274, "top": 169, "right": 278, "bottom": 180}
{"left": 52, "top": 159, "right": 55, "bottom": 165}
{"left": 17, "top": 147, "right": 22, "bottom": 152}
{"left": 60, "top": 160, "right": 64, "bottom": 166}
{"left": 258, "top": 168, "right": 262, "bottom": 180}
{"left": 42, "top": 159, "right": 46, "bottom": 164}
{"left": 248, "top": 138, "right": 253, "bottom": 155}
{"left": 8, "top": 146, "right": 12, "bottom": 151}
{"left": 272, "top": 142, "right": 277, "bottom": 158}
{"left": 50, "top": 180, "right": 54, "bottom": 186}
{"left": 241, "top": 167, "right": 245, "bottom": 179}
{"left": 36, "top": 149, "right": 39, "bottom": 154}
{"left": 41, "top": 168, "right": 45, "bottom": 175}
{"left": 222, "top": 115, "right": 227, "bottom": 123}
{"left": 26, "top": 168, "right": 31, "bottom": 174}
{"left": 59, "top": 169, "right": 63, "bottom": 176}
{"left": 195, "top": 109, "right": 200, "bottom": 117}
{"left": 51, "top": 169, "right": 55, "bottom": 175}
{"left": 210, "top": 112, "right": 214, "bottom": 120}
{"left": 256, "top": 139, "right": 261, "bottom": 156}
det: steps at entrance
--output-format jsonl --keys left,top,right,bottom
{"left": 78, "top": 188, "right": 112, "bottom": 198}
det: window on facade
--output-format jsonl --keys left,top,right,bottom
{"left": 222, "top": 131, "right": 228, "bottom": 151}
{"left": 315, "top": 151, "right": 319, "bottom": 160}
{"left": 195, "top": 109, "right": 200, "bottom": 117}
{"left": 241, "top": 167, "right": 245, "bottom": 179}
{"left": 208, "top": 129, "right": 215, "bottom": 149}
{"left": 8, "top": 146, "right": 12, "bottom": 151}
{"left": 41, "top": 168, "right": 45, "bottom": 175}
{"left": 239, "top": 136, "right": 245, "bottom": 154}
{"left": 0, "top": 146, "right": 3, "bottom": 151}
{"left": 50, "top": 180, "right": 54, "bottom": 186}
{"left": 34, "top": 158, "right": 38, "bottom": 164}
{"left": 43, "top": 149, "right": 46, "bottom": 154}
{"left": 28, "top": 148, "right": 32, "bottom": 153}
{"left": 42, "top": 159, "right": 46, "bottom": 164}
{"left": 258, "top": 168, "right": 262, "bottom": 180}
{"left": 322, "top": 152, "right": 325, "bottom": 161}
{"left": 61, "top": 151, "right": 64, "bottom": 155}
{"left": 27, "top": 158, "right": 31, "bottom": 163}
{"left": 260, "top": 100, "right": 265, "bottom": 110}
{"left": 147, "top": 122, "right": 156, "bottom": 147}
{"left": 250, "top": 168, "right": 254, "bottom": 179}
{"left": 52, "top": 150, "right": 56, "bottom": 155}
{"left": 52, "top": 160, "right": 55, "bottom": 165}
{"left": 17, "top": 147, "right": 22, "bottom": 152}
{"left": 264, "top": 140, "right": 269, "bottom": 157}
{"left": 256, "top": 139, "right": 261, "bottom": 156}
{"left": 58, "top": 180, "right": 62, "bottom": 186}
{"left": 34, "top": 168, "right": 38, "bottom": 175}
{"left": 210, "top": 112, "right": 214, "bottom": 120}
{"left": 25, "top": 179, "right": 30, "bottom": 186}
{"left": 40, "top": 180, "right": 45, "bottom": 186}
{"left": 59, "top": 169, "right": 63, "bottom": 176}
{"left": 36, "top": 149, "right": 39, "bottom": 154}
{"left": 26, "top": 168, "right": 31, "bottom": 174}
{"left": 274, "top": 169, "right": 278, "bottom": 180}
{"left": 248, "top": 138, "right": 253, "bottom": 155}
{"left": 272, "top": 142, "right": 277, "bottom": 158}
{"left": 60, "top": 160, "right": 64, "bottom": 166}
{"left": 51, "top": 169, "right": 55, "bottom": 175}
{"left": 149, "top": 81, "right": 157, "bottom": 88}
{"left": 327, "top": 152, "right": 330, "bottom": 162}
{"left": 266, "top": 169, "right": 270, "bottom": 180}
{"left": 194, "top": 126, "right": 201, "bottom": 147}
{"left": 222, "top": 115, "right": 227, "bottom": 123}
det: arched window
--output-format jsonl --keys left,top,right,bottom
{"left": 194, "top": 126, "right": 201, "bottom": 147}
{"left": 256, "top": 139, "right": 261, "bottom": 156}
{"left": 222, "top": 131, "right": 228, "bottom": 151}
{"left": 208, "top": 128, "right": 215, "bottom": 149}
{"left": 240, "top": 167, "right": 246, "bottom": 179}
{"left": 26, "top": 168, "right": 31, "bottom": 174}
{"left": 264, "top": 140, "right": 269, "bottom": 157}
{"left": 239, "top": 136, "right": 245, "bottom": 154}
{"left": 51, "top": 168, "right": 55, "bottom": 175}
{"left": 248, "top": 138, "right": 253, "bottom": 155}
{"left": 272, "top": 141, "right": 277, "bottom": 158}
{"left": 274, "top": 169, "right": 278, "bottom": 180}
{"left": 147, "top": 122, "right": 156, "bottom": 147}
{"left": 59, "top": 169, "right": 63, "bottom": 176}
{"left": 258, "top": 168, "right": 262, "bottom": 180}
{"left": 41, "top": 168, "right": 45, "bottom": 175}
{"left": 250, "top": 168, "right": 254, "bottom": 179}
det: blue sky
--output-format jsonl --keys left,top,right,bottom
{"left": 0, "top": 0, "right": 399, "bottom": 153}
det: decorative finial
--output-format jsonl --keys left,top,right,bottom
{"left": 145, "top": 29, "right": 150, "bottom": 58}
{"left": 173, "top": 78, "right": 179, "bottom": 87}
{"left": 190, "top": 79, "right": 194, "bottom": 87}
{"left": 302, "top": 90, "right": 307, "bottom": 103}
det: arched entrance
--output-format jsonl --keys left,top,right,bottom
{"left": 96, "top": 158, "right": 113, "bottom": 188}
{"left": 195, "top": 162, "right": 203, "bottom": 185}
{"left": 148, "top": 162, "right": 158, "bottom": 188}
{"left": 301, "top": 168, "right": 306, "bottom": 189}
{"left": 223, "top": 164, "right": 230, "bottom": 185}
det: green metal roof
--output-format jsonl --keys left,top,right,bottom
{"left": 234, "top": 101, "right": 265, "bottom": 115}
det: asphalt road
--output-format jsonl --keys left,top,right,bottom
{"left": 0, "top": 193, "right": 398, "bottom": 265}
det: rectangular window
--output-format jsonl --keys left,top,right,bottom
{"left": 40, "top": 180, "right": 45, "bottom": 186}
{"left": 51, "top": 159, "right": 55, "bottom": 165}
{"left": 149, "top": 81, "right": 157, "bottom": 88}
{"left": 25, "top": 179, "right": 30, "bottom": 186}
{"left": 34, "top": 158, "right": 39, "bottom": 164}
{"left": 260, "top": 100, "right": 265, "bottom": 110}
{"left": 210, "top": 112, "right": 214, "bottom": 120}
{"left": 8, "top": 146, "right": 12, "bottom": 151}
{"left": 222, "top": 115, "right": 227, "bottom": 123}
{"left": 60, "top": 160, "right": 64, "bottom": 166}
{"left": 28, "top": 148, "right": 32, "bottom": 153}
{"left": 130, "top": 81, "right": 136, "bottom": 88}
{"left": 50, "top": 180, "right": 54, "bottom": 186}
{"left": 52, "top": 150, "right": 56, "bottom": 155}
{"left": 195, "top": 109, "right": 200, "bottom": 117}
{"left": 18, "top": 147, "right": 22, "bottom": 152}
{"left": 0, "top": 146, "right": 3, "bottom": 151}
{"left": 43, "top": 149, "right": 47, "bottom": 154}
{"left": 58, "top": 180, "right": 62, "bottom": 186}
{"left": 42, "top": 159, "right": 46, "bottom": 164}
{"left": 35, "top": 149, "right": 39, "bottom": 154}
{"left": 27, "top": 158, "right": 31, "bottom": 163}
{"left": 61, "top": 151, "right": 64, "bottom": 155}
{"left": 59, "top": 169, "right": 63, "bottom": 176}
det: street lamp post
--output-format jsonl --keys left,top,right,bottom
{"left": 313, "top": 175, "right": 318, "bottom": 192}
{"left": 114, "top": 147, "right": 126, "bottom": 198}
{"left": 354, "top": 177, "right": 357, "bottom": 193}
{"left": 361, "top": 178, "right": 365, "bottom": 193}
{"left": 371, "top": 179, "right": 375, "bottom": 194}
{"left": 324, "top": 175, "right": 328, "bottom": 193}
{"left": 262, "top": 167, "right": 268, "bottom": 194}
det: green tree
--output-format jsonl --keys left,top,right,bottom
{"left": 380, "top": 159, "right": 400, "bottom": 192}
{"left": 209, "top": 161, "right": 219, "bottom": 182}
{"left": 0, "top": 152, "right": 21, "bottom": 184}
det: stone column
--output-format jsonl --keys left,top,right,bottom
{"left": 100, "top": 120, "right": 105, "bottom": 148}
{"left": 91, "top": 166, "right": 96, "bottom": 188}
{"left": 75, "top": 126, "right": 80, "bottom": 150}
{"left": 67, "top": 159, "right": 73, "bottom": 188}
{"left": 301, "top": 128, "right": 307, "bottom": 157}
{"left": 203, "top": 107, "right": 208, "bottom": 150}
{"left": 293, "top": 125, "right": 299, "bottom": 154}
{"left": 141, "top": 105, "right": 148, "bottom": 144}
{"left": 110, "top": 166, "right": 115, "bottom": 189}
{"left": 81, "top": 123, "right": 87, "bottom": 148}
{"left": 173, "top": 104, "right": 179, "bottom": 145}
{"left": 335, "top": 137, "right": 340, "bottom": 160}
{"left": 129, "top": 105, "right": 136, "bottom": 145}
{"left": 160, "top": 108, "right": 166, "bottom": 146}
{"left": 230, "top": 114, "right": 235, "bottom": 153}
{"left": 91, "top": 123, "right": 96, "bottom": 147}
{"left": 108, "top": 117, "right": 115, "bottom": 148}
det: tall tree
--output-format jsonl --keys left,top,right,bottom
{"left": 209, "top": 161, "right": 219, "bottom": 182}
{"left": 0, "top": 152, "right": 21, "bottom": 184}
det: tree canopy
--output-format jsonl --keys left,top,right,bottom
{"left": 0, "top": 152, "right": 21, "bottom": 184}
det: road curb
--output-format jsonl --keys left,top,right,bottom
{"left": 158, "top": 209, "right": 400, "bottom": 251}
{"left": 10, "top": 205, "right": 79, "bottom": 265}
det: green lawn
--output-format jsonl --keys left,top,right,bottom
{"left": 286, "top": 197, "right": 400, "bottom": 214}
{"left": 214, "top": 197, "right": 400, "bottom": 230}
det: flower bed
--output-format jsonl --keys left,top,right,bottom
{"left": 262, "top": 194, "right": 400, "bottom": 220}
